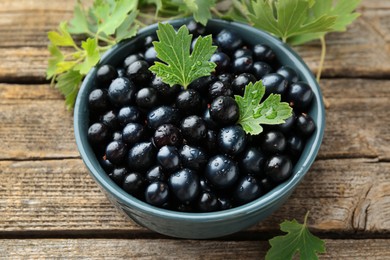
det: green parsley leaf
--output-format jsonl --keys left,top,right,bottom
{"left": 46, "top": 44, "right": 64, "bottom": 80}
{"left": 235, "top": 81, "right": 292, "bottom": 135}
{"left": 266, "top": 212, "right": 326, "bottom": 260}
{"left": 74, "top": 38, "right": 100, "bottom": 75}
{"left": 289, "top": 0, "right": 362, "bottom": 45}
{"left": 149, "top": 23, "right": 217, "bottom": 88}
{"left": 183, "top": 0, "right": 216, "bottom": 25}
{"left": 55, "top": 70, "right": 83, "bottom": 110}
{"left": 94, "top": 0, "right": 137, "bottom": 36}
{"left": 68, "top": 3, "right": 91, "bottom": 35}
{"left": 248, "top": 0, "right": 337, "bottom": 43}
{"left": 254, "top": 94, "right": 293, "bottom": 125}
{"left": 48, "top": 22, "right": 76, "bottom": 47}
{"left": 115, "top": 10, "right": 140, "bottom": 42}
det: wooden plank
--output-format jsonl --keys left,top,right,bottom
{"left": 0, "top": 1, "right": 389, "bottom": 81}
{"left": 1, "top": 78, "right": 389, "bottom": 160}
{"left": 1, "top": 239, "right": 390, "bottom": 259}
{"left": 0, "top": 158, "right": 389, "bottom": 234}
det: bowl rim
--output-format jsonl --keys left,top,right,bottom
{"left": 74, "top": 18, "right": 325, "bottom": 222}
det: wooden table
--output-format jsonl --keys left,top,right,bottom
{"left": 1, "top": 0, "right": 389, "bottom": 258}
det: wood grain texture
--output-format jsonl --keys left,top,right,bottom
{"left": 1, "top": 158, "right": 389, "bottom": 234}
{"left": 0, "top": 0, "right": 389, "bottom": 81}
{"left": 1, "top": 79, "right": 389, "bottom": 161}
{"left": 1, "top": 239, "right": 390, "bottom": 259}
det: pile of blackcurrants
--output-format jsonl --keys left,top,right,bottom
{"left": 87, "top": 21, "right": 316, "bottom": 212}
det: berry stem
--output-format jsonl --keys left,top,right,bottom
{"left": 316, "top": 36, "right": 326, "bottom": 82}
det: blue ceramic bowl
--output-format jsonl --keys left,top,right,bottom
{"left": 74, "top": 18, "right": 325, "bottom": 239}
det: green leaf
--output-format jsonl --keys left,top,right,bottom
{"left": 115, "top": 10, "right": 139, "bottom": 42}
{"left": 94, "top": 0, "right": 137, "bottom": 36}
{"left": 149, "top": 23, "right": 217, "bottom": 87}
{"left": 266, "top": 212, "right": 326, "bottom": 260}
{"left": 289, "top": 0, "right": 362, "bottom": 45}
{"left": 74, "top": 38, "right": 100, "bottom": 75}
{"left": 68, "top": 3, "right": 90, "bottom": 34}
{"left": 46, "top": 44, "right": 64, "bottom": 80}
{"left": 235, "top": 81, "right": 292, "bottom": 135}
{"left": 248, "top": 0, "right": 337, "bottom": 42}
{"left": 48, "top": 22, "right": 76, "bottom": 47}
{"left": 55, "top": 70, "right": 83, "bottom": 110}
{"left": 254, "top": 94, "right": 293, "bottom": 125}
{"left": 183, "top": 0, "right": 216, "bottom": 25}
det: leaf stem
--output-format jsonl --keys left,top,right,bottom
{"left": 304, "top": 211, "right": 310, "bottom": 226}
{"left": 316, "top": 36, "right": 326, "bottom": 82}
{"left": 211, "top": 7, "right": 224, "bottom": 18}
{"left": 232, "top": 0, "right": 250, "bottom": 21}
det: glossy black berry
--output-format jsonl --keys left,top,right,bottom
{"left": 176, "top": 89, "right": 203, "bottom": 115}
{"left": 144, "top": 46, "right": 158, "bottom": 64}
{"left": 117, "top": 106, "right": 141, "bottom": 126}
{"left": 205, "top": 154, "right": 239, "bottom": 189}
{"left": 197, "top": 191, "right": 219, "bottom": 212}
{"left": 106, "top": 140, "right": 127, "bottom": 164}
{"left": 261, "top": 131, "right": 286, "bottom": 154}
{"left": 112, "top": 131, "right": 123, "bottom": 142}
{"left": 150, "top": 76, "right": 181, "bottom": 103}
{"left": 153, "top": 124, "right": 182, "bottom": 148}
{"left": 100, "top": 110, "right": 119, "bottom": 130}
{"left": 96, "top": 64, "right": 118, "bottom": 86}
{"left": 108, "top": 77, "right": 135, "bottom": 106}
{"left": 88, "top": 89, "right": 109, "bottom": 112}
{"left": 233, "top": 56, "right": 253, "bottom": 74}
{"left": 209, "top": 96, "right": 239, "bottom": 125}
{"left": 146, "top": 165, "right": 166, "bottom": 183}
{"left": 179, "top": 145, "right": 208, "bottom": 171}
{"left": 218, "top": 125, "right": 247, "bottom": 155}
{"left": 180, "top": 115, "right": 207, "bottom": 143}
{"left": 122, "top": 172, "right": 145, "bottom": 196}
{"left": 260, "top": 177, "right": 274, "bottom": 193}
{"left": 231, "top": 73, "right": 257, "bottom": 96}
{"left": 277, "top": 66, "right": 298, "bottom": 85}
{"left": 295, "top": 113, "right": 316, "bottom": 136}
{"left": 145, "top": 181, "right": 169, "bottom": 206}
{"left": 252, "top": 61, "right": 273, "bottom": 80}
{"left": 216, "top": 29, "right": 243, "bottom": 53}
{"left": 88, "top": 123, "right": 109, "bottom": 144}
{"left": 262, "top": 73, "right": 288, "bottom": 96}
{"left": 210, "top": 52, "right": 230, "bottom": 73}
{"left": 240, "top": 147, "right": 266, "bottom": 176}
{"left": 123, "top": 53, "right": 144, "bottom": 68}
{"left": 147, "top": 106, "right": 180, "bottom": 129}
{"left": 157, "top": 145, "right": 181, "bottom": 172}
{"left": 188, "top": 75, "right": 217, "bottom": 96}
{"left": 286, "top": 134, "right": 304, "bottom": 158}
{"left": 135, "top": 87, "right": 159, "bottom": 109}
{"left": 208, "top": 81, "right": 233, "bottom": 100}
{"left": 218, "top": 73, "right": 233, "bottom": 85}
{"left": 234, "top": 48, "right": 253, "bottom": 59}
{"left": 169, "top": 168, "right": 200, "bottom": 203}
{"left": 108, "top": 167, "right": 127, "bottom": 185}
{"left": 144, "top": 35, "right": 156, "bottom": 48}
{"left": 205, "top": 129, "right": 218, "bottom": 152}
{"left": 253, "top": 44, "right": 276, "bottom": 63}
{"left": 273, "top": 112, "right": 295, "bottom": 134}
{"left": 218, "top": 197, "right": 233, "bottom": 210}
{"left": 187, "top": 20, "right": 206, "bottom": 36}
{"left": 126, "top": 60, "right": 152, "bottom": 84}
{"left": 233, "top": 175, "right": 262, "bottom": 205}
{"left": 127, "top": 142, "right": 156, "bottom": 172}
{"left": 265, "top": 155, "right": 293, "bottom": 183}
{"left": 122, "top": 123, "right": 145, "bottom": 144}
{"left": 287, "top": 82, "right": 314, "bottom": 110}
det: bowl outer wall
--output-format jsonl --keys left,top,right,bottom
{"left": 74, "top": 18, "right": 325, "bottom": 239}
